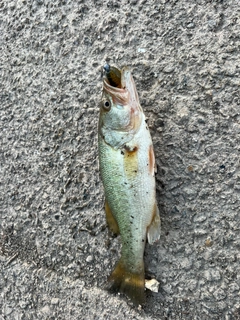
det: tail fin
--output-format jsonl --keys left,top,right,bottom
{"left": 107, "top": 258, "right": 145, "bottom": 306}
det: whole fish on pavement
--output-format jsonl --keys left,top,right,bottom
{"left": 98, "top": 64, "right": 161, "bottom": 305}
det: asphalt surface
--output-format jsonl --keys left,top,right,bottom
{"left": 1, "top": 1, "right": 240, "bottom": 319}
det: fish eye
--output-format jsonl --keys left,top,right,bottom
{"left": 103, "top": 100, "right": 111, "bottom": 111}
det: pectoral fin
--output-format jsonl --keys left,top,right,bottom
{"left": 148, "top": 145, "right": 156, "bottom": 176}
{"left": 147, "top": 202, "right": 161, "bottom": 244}
{"left": 105, "top": 200, "right": 120, "bottom": 235}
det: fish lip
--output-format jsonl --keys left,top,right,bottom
{"left": 103, "top": 76, "right": 129, "bottom": 105}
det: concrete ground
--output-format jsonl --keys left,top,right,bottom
{"left": 1, "top": 0, "right": 240, "bottom": 319}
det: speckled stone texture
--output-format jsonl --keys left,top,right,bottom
{"left": 0, "top": 0, "right": 240, "bottom": 319}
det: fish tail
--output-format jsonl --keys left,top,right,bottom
{"left": 108, "top": 258, "right": 145, "bottom": 306}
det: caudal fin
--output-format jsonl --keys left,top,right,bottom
{"left": 107, "top": 258, "right": 145, "bottom": 306}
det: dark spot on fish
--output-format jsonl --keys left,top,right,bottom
{"left": 142, "top": 239, "right": 145, "bottom": 242}
{"left": 131, "top": 215, "right": 134, "bottom": 219}
{"left": 123, "top": 145, "right": 138, "bottom": 178}
{"left": 124, "top": 145, "right": 138, "bottom": 153}
{"left": 121, "top": 150, "right": 124, "bottom": 155}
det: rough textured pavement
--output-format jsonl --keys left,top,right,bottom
{"left": 1, "top": 0, "right": 240, "bottom": 319}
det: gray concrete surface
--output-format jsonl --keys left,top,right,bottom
{"left": 0, "top": 0, "right": 240, "bottom": 319}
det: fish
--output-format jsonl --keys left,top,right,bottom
{"left": 98, "top": 64, "right": 161, "bottom": 305}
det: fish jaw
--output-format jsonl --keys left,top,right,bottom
{"left": 103, "top": 78, "right": 129, "bottom": 105}
{"left": 103, "top": 66, "right": 142, "bottom": 114}
{"left": 120, "top": 67, "right": 142, "bottom": 113}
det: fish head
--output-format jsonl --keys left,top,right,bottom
{"left": 99, "top": 66, "right": 143, "bottom": 148}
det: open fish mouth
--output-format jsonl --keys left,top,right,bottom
{"left": 103, "top": 64, "right": 129, "bottom": 105}
{"left": 102, "top": 64, "right": 142, "bottom": 113}
{"left": 103, "top": 64, "right": 122, "bottom": 88}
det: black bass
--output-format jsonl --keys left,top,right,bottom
{"left": 98, "top": 64, "right": 160, "bottom": 305}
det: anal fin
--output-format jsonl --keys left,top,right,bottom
{"left": 105, "top": 200, "right": 120, "bottom": 235}
{"left": 147, "top": 202, "right": 161, "bottom": 244}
